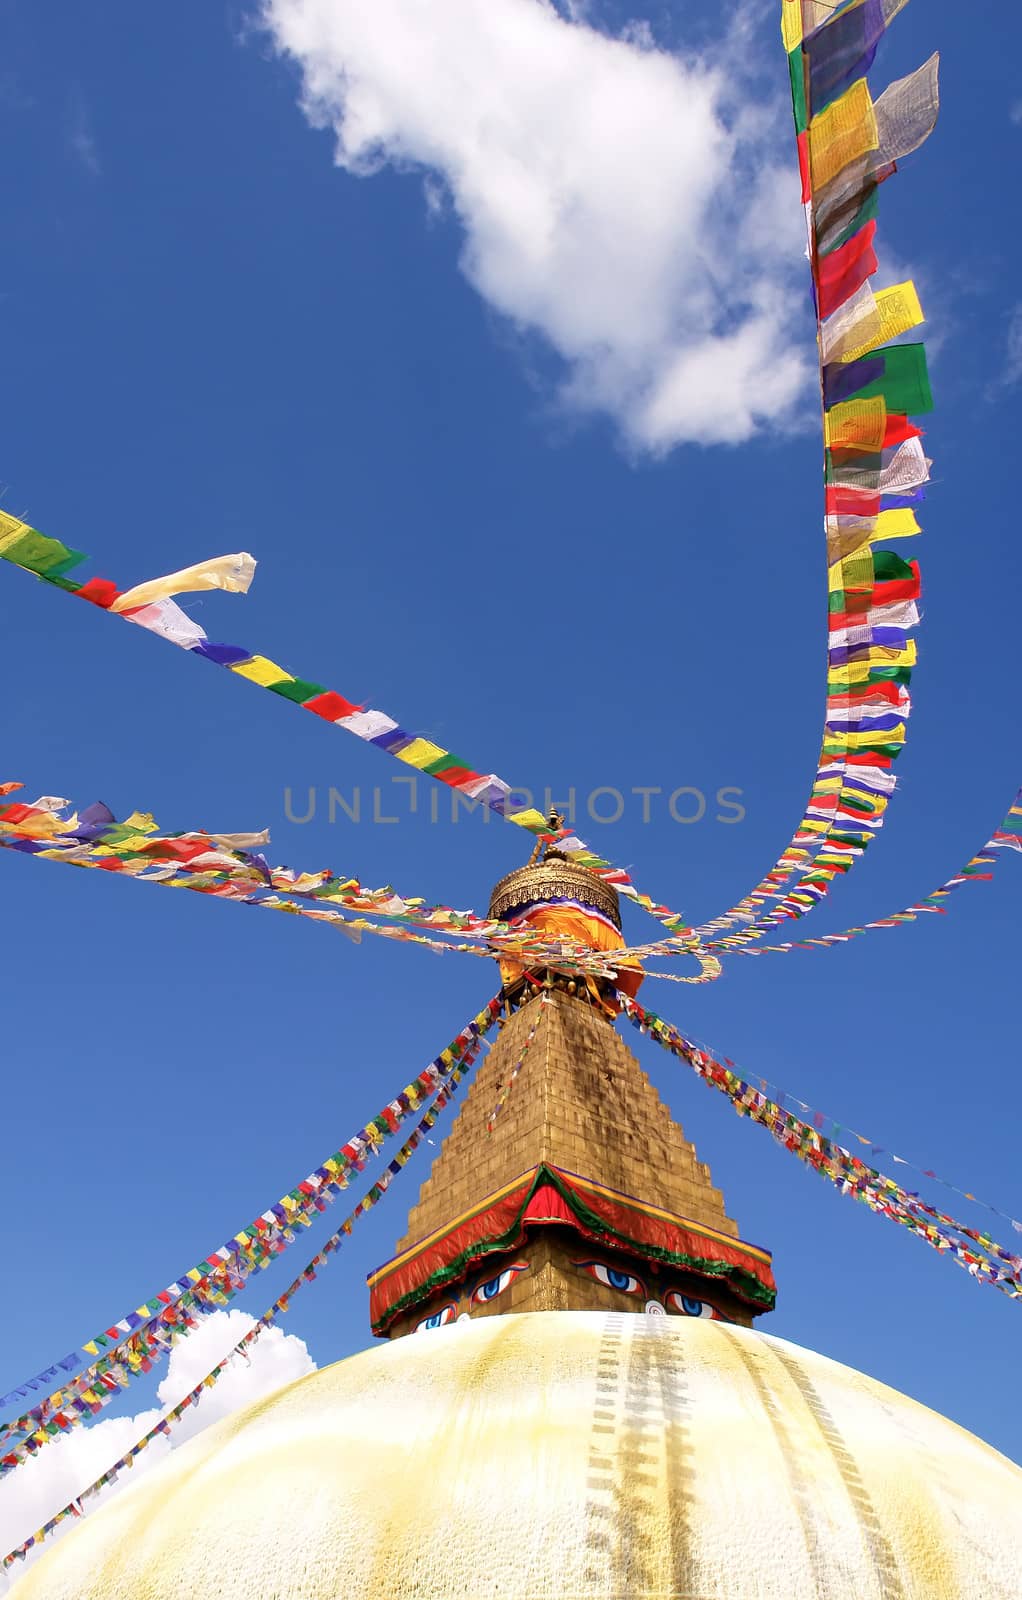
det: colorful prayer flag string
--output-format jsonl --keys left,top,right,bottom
{"left": 0, "top": 516, "right": 718, "bottom": 982}
{"left": 624, "top": 787, "right": 1022, "bottom": 970}
{"left": 486, "top": 994, "right": 549, "bottom": 1134}
{"left": 672, "top": 1029, "right": 1022, "bottom": 1241}
{"left": 3, "top": 779, "right": 1017, "bottom": 998}
{"left": 696, "top": 0, "right": 938, "bottom": 947}
{"left": 0, "top": 998, "right": 500, "bottom": 1469}
{"left": 0, "top": 785, "right": 645, "bottom": 983}
{"left": 0, "top": 1037, "right": 482, "bottom": 1572}
{"left": 617, "top": 994, "right": 1022, "bottom": 1302}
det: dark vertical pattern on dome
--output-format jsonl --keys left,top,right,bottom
{"left": 765, "top": 1342, "right": 906, "bottom": 1600}
{"left": 728, "top": 1334, "right": 855, "bottom": 1595}
{"left": 581, "top": 1317, "right": 698, "bottom": 1598}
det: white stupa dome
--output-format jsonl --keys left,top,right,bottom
{"left": 16, "top": 1311, "right": 1022, "bottom": 1599}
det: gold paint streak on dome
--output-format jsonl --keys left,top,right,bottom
{"left": 17, "top": 1314, "right": 1022, "bottom": 1600}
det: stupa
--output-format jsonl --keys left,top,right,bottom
{"left": 370, "top": 847, "right": 774, "bottom": 1339}
{"left": 16, "top": 851, "right": 1022, "bottom": 1598}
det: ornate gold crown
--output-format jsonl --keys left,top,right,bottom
{"left": 488, "top": 858, "right": 622, "bottom": 930}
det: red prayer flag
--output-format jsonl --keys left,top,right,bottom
{"left": 0, "top": 802, "right": 35, "bottom": 824}
{"left": 75, "top": 577, "right": 121, "bottom": 609}
{"left": 883, "top": 414, "right": 922, "bottom": 448}
{"left": 816, "top": 221, "right": 878, "bottom": 320}
{"left": 437, "top": 765, "right": 483, "bottom": 788}
{"left": 797, "top": 132, "right": 810, "bottom": 203}
{"left": 826, "top": 486, "right": 880, "bottom": 517}
{"left": 303, "top": 690, "right": 363, "bottom": 722}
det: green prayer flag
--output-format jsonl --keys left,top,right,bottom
{"left": 866, "top": 666, "right": 912, "bottom": 685}
{"left": 788, "top": 47, "right": 807, "bottom": 134}
{"left": 824, "top": 450, "right": 880, "bottom": 484}
{"left": 855, "top": 343, "right": 933, "bottom": 415}
{"left": 423, "top": 751, "right": 472, "bottom": 778}
{"left": 872, "top": 550, "right": 915, "bottom": 582}
{"left": 0, "top": 529, "right": 81, "bottom": 576}
{"left": 824, "top": 187, "right": 879, "bottom": 257}
{"left": 44, "top": 548, "right": 88, "bottom": 579}
{"left": 267, "top": 677, "right": 326, "bottom": 704}
{"left": 836, "top": 795, "right": 876, "bottom": 816}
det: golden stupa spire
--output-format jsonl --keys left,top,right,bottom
{"left": 366, "top": 843, "right": 777, "bottom": 1338}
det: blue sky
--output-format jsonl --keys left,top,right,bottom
{"left": 1, "top": 0, "right": 1021, "bottom": 1556}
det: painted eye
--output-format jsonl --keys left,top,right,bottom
{"left": 664, "top": 1291, "right": 727, "bottom": 1321}
{"left": 414, "top": 1303, "right": 457, "bottom": 1333}
{"left": 575, "top": 1260, "right": 646, "bottom": 1298}
{"left": 470, "top": 1261, "right": 528, "bottom": 1305}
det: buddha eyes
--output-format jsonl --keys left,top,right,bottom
{"left": 575, "top": 1260, "right": 647, "bottom": 1297}
{"left": 414, "top": 1303, "right": 457, "bottom": 1333}
{"left": 470, "top": 1261, "right": 528, "bottom": 1305}
{"left": 413, "top": 1263, "right": 529, "bottom": 1329}
{"left": 572, "top": 1259, "right": 731, "bottom": 1321}
{"left": 664, "top": 1291, "right": 728, "bottom": 1322}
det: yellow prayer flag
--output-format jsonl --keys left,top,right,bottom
{"left": 114, "top": 812, "right": 156, "bottom": 837}
{"left": 230, "top": 655, "right": 294, "bottom": 688}
{"left": 4, "top": 812, "right": 65, "bottom": 840}
{"left": 829, "top": 546, "right": 874, "bottom": 592}
{"left": 0, "top": 511, "right": 30, "bottom": 552}
{"left": 877, "top": 641, "right": 916, "bottom": 667}
{"left": 834, "top": 645, "right": 915, "bottom": 675}
{"left": 104, "top": 832, "right": 158, "bottom": 853}
{"left": 809, "top": 78, "right": 878, "bottom": 191}
{"left": 284, "top": 872, "right": 330, "bottom": 893}
{"left": 507, "top": 807, "right": 550, "bottom": 831}
{"left": 841, "top": 281, "right": 924, "bottom": 362}
{"left": 110, "top": 553, "right": 255, "bottom": 613}
{"left": 780, "top": 0, "right": 803, "bottom": 51}
{"left": 873, "top": 508, "right": 921, "bottom": 541}
{"left": 843, "top": 723, "right": 906, "bottom": 749}
{"left": 394, "top": 737, "right": 448, "bottom": 770}
{"left": 824, "top": 396, "right": 887, "bottom": 453}
{"left": 828, "top": 507, "right": 921, "bottom": 578}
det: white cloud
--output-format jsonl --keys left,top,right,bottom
{"left": 1010, "top": 101, "right": 1022, "bottom": 127}
{"left": 68, "top": 94, "right": 100, "bottom": 178}
{"left": 1004, "top": 304, "right": 1022, "bottom": 389}
{"left": 0, "top": 1313, "right": 315, "bottom": 1590}
{"left": 261, "top": 0, "right": 812, "bottom": 452}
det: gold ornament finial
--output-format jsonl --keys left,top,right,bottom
{"left": 526, "top": 809, "right": 564, "bottom": 866}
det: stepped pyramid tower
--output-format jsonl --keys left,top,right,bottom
{"left": 371, "top": 970, "right": 775, "bottom": 1337}
{"left": 19, "top": 850, "right": 1022, "bottom": 1600}
{"left": 369, "top": 840, "right": 775, "bottom": 1339}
